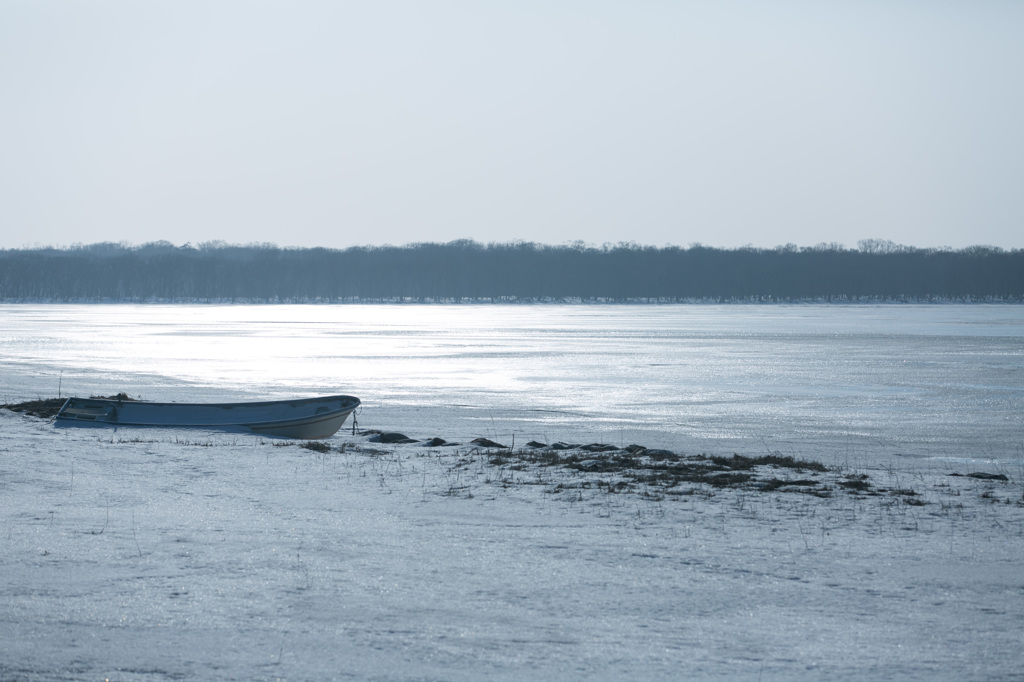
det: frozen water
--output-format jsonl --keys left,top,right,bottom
{"left": 2, "top": 303, "right": 1022, "bottom": 467}
{"left": 1, "top": 304, "right": 1023, "bottom": 679}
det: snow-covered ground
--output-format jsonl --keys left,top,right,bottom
{"left": 2, "top": 411, "right": 1022, "bottom": 681}
{"left": 3, "top": 303, "right": 1022, "bottom": 679}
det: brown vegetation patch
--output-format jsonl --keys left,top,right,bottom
{"left": 3, "top": 393, "right": 136, "bottom": 420}
{"left": 487, "top": 444, "right": 860, "bottom": 497}
{"left": 1, "top": 398, "right": 67, "bottom": 419}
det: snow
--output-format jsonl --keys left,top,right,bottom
{"left": 2, "top": 302, "right": 1022, "bottom": 679}
{"left": 2, "top": 410, "right": 1022, "bottom": 681}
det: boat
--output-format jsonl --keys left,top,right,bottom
{"left": 54, "top": 394, "right": 360, "bottom": 439}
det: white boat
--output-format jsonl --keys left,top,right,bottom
{"left": 55, "top": 394, "right": 360, "bottom": 439}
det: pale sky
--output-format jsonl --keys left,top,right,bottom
{"left": 2, "top": 1, "right": 1022, "bottom": 250}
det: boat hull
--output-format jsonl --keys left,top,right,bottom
{"left": 55, "top": 395, "right": 360, "bottom": 439}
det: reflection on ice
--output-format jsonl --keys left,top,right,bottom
{"left": 1, "top": 303, "right": 1022, "bottom": 466}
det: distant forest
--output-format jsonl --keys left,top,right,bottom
{"left": 1, "top": 240, "right": 1022, "bottom": 303}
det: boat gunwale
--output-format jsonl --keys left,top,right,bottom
{"left": 58, "top": 394, "right": 359, "bottom": 411}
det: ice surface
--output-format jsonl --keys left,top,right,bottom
{"left": 2, "top": 304, "right": 1022, "bottom": 468}
{"left": 2, "top": 304, "right": 1023, "bottom": 679}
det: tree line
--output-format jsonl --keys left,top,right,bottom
{"left": 0, "top": 240, "right": 1021, "bottom": 302}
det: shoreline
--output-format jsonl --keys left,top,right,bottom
{"left": 4, "top": 298, "right": 1024, "bottom": 305}
{"left": 5, "top": 398, "right": 1018, "bottom": 507}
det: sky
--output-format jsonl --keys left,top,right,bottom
{"left": 1, "top": 1, "right": 1022, "bottom": 251}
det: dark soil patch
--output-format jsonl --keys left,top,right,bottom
{"left": 839, "top": 476, "right": 872, "bottom": 491}
{"left": 964, "top": 472, "right": 1009, "bottom": 481}
{"left": 759, "top": 478, "right": 820, "bottom": 491}
{"left": 369, "top": 432, "right": 419, "bottom": 444}
{"left": 472, "top": 438, "right": 508, "bottom": 449}
{"left": 709, "top": 453, "right": 829, "bottom": 472}
{"left": 423, "top": 437, "right": 459, "bottom": 447}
